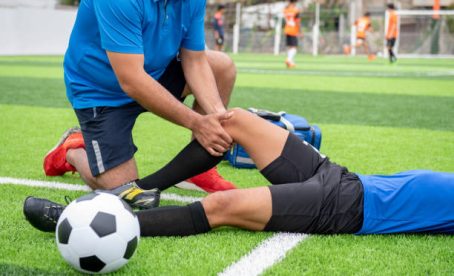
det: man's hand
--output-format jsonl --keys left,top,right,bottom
{"left": 191, "top": 112, "right": 233, "bottom": 156}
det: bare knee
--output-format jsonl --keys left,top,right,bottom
{"left": 202, "top": 190, "right": 237, "bottom": 227}
{"left": 208, "top": 50, "right": 236, "bottom": 77}
{"left": 222, "top": 108, "right": 250, "bottom": 136}
{"left": 218, "top": 52, "right": 236, "bottom": 83}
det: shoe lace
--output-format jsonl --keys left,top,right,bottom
{"left": 44, "top": 204, "right": 65, "bottom": 223}
{"left": 44, "top": 196, "right": 71, "bottom": 223}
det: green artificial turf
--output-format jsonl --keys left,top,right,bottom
{"left": 0, "top": 54, "right": 453, "bottom": 275}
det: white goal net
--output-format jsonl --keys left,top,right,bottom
{"left": 386, "top": 9, "right": 454, "bottom": 58}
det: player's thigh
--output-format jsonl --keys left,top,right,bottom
{"left": 182, "top": 50, "right": 235, "bottom": 99}
{"left": 206, "top": 50, "right": 233, "bottom": 69}
{"left": 94, "top": 158, "right": 139, "bottom": 189}
{"left": 202, "top": 187, "right": 272, "bottom": 231}
{"left": 206, "top": 50, "right": 236, "bottom": 81}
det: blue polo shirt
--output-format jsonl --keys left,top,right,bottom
{"left": 64, "top": 0, "right": 206, "bottom": 109}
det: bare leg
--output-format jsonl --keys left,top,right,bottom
{"left": 223, "top": 108, "right": 289, "bottom": 170}
{"left": 202, "top": 187, "right": 272, "bottom": 230}
{"left": 66, "top": 148, "right": 96, "bottom": 187}
{"left": 188, "top": 50, "right": 236, "bottom": 114}
{"left": 66, "top": 149, "right": 138, "bottom": 190}
{"left": 201, "top": 109, "right": 288, "bottom": 230}
{"left": 200, "top": 108, "right": 325, "bottom": 231}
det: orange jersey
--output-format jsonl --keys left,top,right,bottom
{"left": 386, "top": 11, "right": 398, "bottom": 39}
{"left": 284, "top": 5, "right": 300, "bottom": 36}
{"left": 354, "top": 16, "right": 371, "bottom": 39}
{"left": 433, "top": 0, "right": 441, "bottom": 20}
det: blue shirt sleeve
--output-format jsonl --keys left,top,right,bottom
{"left": 181, "top": 0, "right": 206, "bottom": 51}
{"left": 93, "top": 0, "right": 144, "bottom": 54}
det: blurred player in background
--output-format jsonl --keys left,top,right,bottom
{"left": 283, "top": 0, "right": 301, "bottom": 68}
{"left": 345, "top": 12, "right": 376, "bottom": 61}
{"left": 386, "top": 4, "right": 398, "bottom": 63}
{"left": 212, "top": 5, "right": 226, "bottom": 51}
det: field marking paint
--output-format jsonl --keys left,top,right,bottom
{"left": 238, "top": 68, "right": 454, "bottom": 78}
{"left": 0, "top": 177, "right": 202, "bottom": 203}
{"left": 219, "top": 233, "right": 309, "bottom": 276}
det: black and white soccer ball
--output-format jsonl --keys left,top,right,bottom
{"left": 56, "top": 192, "right": 140, "bottom": 274}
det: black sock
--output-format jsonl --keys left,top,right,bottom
{"left": 389, "top": 49, "right": 396, "bottom": 62}
{"left": 136, "top": 140, "right": 224, "bottom": 191}
{"left": 137, "top": 201, "right": 211, "bottom": 236}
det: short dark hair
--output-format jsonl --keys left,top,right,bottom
{"left": 217, "top": 4, "right": 225, "bottom": 11}
{"left": 289, "top": 0, "right": 297, "bottom": 3}
{"left": 387, "top": 3, "right": 395, "bottom": 10}
{"left": 364, "top": 12, "right": 371, "bottom": 17}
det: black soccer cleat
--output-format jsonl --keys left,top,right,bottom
{"left": 107, "top": 182, "right": 160, "bottom": 210}
{"left": 23, "top": 196, "right": 65, "bottom": 232}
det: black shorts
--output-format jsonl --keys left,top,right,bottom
{"left": 387, "top": 38, "right": 396, "bottom": 48}
{"left": 261, "top": 134, "right": 364, "bottom": 234}
{"left": 286, "top": 35, "right": 298, "bottom": 47}
{"left": 74, "top": 58, "right": 186, "bottom": 176}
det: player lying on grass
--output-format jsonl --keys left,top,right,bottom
{"left": 25, "top": 108, "right": 454, "bottom": 235}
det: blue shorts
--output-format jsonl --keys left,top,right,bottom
{"left": 357, "top": 170, "right": 454, "bottom": 234}
{"left": 74, "top": 58, "right": 186, "bottom": 176}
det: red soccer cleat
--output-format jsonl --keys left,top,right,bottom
{"left": 176, "top": 167, "right": 237, "bottom": 193}
{"left": 43, "top": 127, "right": 85, "bottom": 176}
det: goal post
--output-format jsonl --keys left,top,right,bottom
{"left": 385, "top": 9, "right": 454, "bottom": 58}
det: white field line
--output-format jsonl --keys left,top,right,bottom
{"left": 0, "top": 177, "right": 202, "bottom": 203}
{"left": 219, "top": 233, "right": 309, "bottom": 276}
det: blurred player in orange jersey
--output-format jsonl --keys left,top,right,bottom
{"left": 386, "top": 4, "right": 398, "bottom": 63}
{"left": 345, "top": 12, "right": 376, "bottom": 60}
{"left": 283, "top": 0, "right": 301, "bottom": 68}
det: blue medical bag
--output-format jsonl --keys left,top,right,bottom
{"left": 226, "top": 108, "right": 322, "bottom": 169}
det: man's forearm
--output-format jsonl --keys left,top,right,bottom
{"left": 181, "top": 49, "right": 225, "bottom": 114}
{"left": 124, "top": 70, "right": 200, "bottom": 130}
{"left": 107, "top": 50, "right": 232, "bottom": 155}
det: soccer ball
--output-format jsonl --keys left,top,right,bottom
{"left": 56, "top": 192, "right": 140, "bottom": 274}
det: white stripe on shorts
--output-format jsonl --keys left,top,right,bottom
{"left": 92, "top": 140, "right": 105, "bottom": 174}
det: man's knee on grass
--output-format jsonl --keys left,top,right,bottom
{"left": 208, "top": 51, "right": 236, "bottom": 81}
